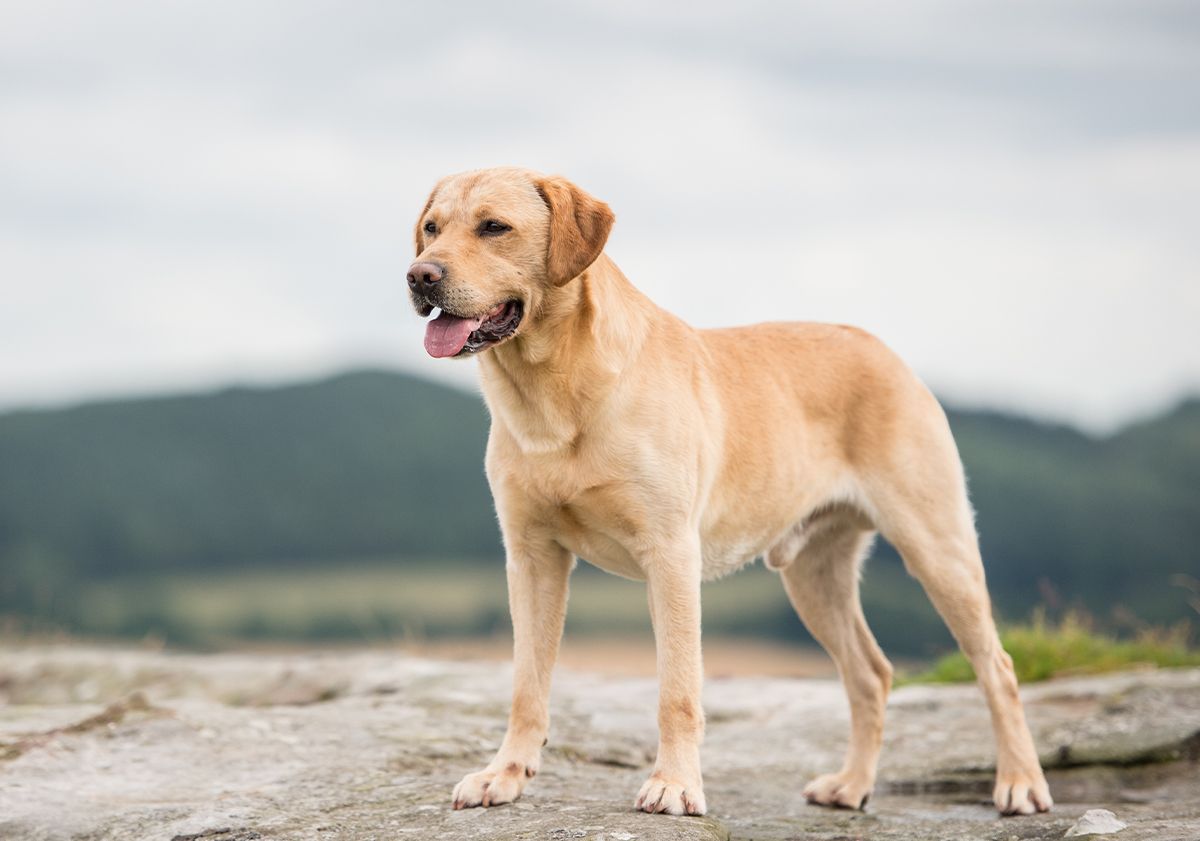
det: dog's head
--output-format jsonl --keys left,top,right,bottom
{"left": 408, "top": 167, "right": 614, "bottom": 358}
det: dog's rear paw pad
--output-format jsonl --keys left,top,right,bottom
{"left": 803, "top": 771, "right": 873, "bottom": 811}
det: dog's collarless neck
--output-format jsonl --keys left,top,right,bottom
{"left": 479, "top": 256, "right": 652, "bottom": 452}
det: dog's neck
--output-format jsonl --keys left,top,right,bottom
{"left": 478, "top": 254, "right": 655, "bottom": 453}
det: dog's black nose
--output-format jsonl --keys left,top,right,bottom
{"left": 407, "top": 261, "right": 445, "bottom": 293}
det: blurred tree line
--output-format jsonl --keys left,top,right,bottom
{"left": 0, "top": 369, "right": 1196, "bottom": 650}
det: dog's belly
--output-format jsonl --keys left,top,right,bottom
{"left": 700, "top": 535, "right": 769, "bottom": 581}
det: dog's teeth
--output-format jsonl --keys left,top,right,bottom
{"left": 428, "top": 307, "right": 442, "bottom": 320}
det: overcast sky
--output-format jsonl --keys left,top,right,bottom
{"left": 1, "top": 1, "right": 1197, "bottom": 432}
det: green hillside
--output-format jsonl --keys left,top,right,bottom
{"left": 950, "top": 404, "right": 1200, "bottom": 624}
{"left": 0, "top": 371, "right": 495, "bottom": 598}
{"left": 0, "top": 370, "right": 1196, "bottom": 651}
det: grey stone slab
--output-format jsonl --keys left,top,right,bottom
{"left": 1, "top": 647, "right": 1197, "bottom": 841}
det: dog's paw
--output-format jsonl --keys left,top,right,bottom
{"left": 451, "top": 759, "right": 536, "bottom": 810}
{"left": 634, "top": 772, "right": 706, "bottom": 816}
{"left": 803, "top": 771, "right": 873, "bottom": 810}
{"left": 993, "top": 770, "right": 1052, "bottom": 816}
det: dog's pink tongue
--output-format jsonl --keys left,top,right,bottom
{"left": 424, "top": 311, "right": 484, "bottom": 358}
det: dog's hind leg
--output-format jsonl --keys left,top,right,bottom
{"left": 776, "top": 516, "right": 891, "bottom": 810}
{"left": 882, "top": 509, "right": 1052, "bottom": 814}
{"left": 866, "top": 415, "right": 1052, "bottom": 815}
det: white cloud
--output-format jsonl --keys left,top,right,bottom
{"left": 0, "top": 0, "right": 1197, "bottom": 430}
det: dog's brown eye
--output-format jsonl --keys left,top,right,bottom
{"left": 480, "top": 220, "right": 511, "bottom": 236}
{"left": 423, "top": 220, "right": 437, "bottom": 235}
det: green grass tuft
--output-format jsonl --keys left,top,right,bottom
{"left": 905, "top": 610, "right": 1200, "bottom": 684}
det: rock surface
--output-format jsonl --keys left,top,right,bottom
{"left": 1065, "top": 808, "right": 1128, "bottom": 837}
{"left": 1, "top": 646, "right": 1198, "bottom": 841}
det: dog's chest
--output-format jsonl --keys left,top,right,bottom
{"left": 544, "top": 481, "right": 649, "bottom": 580}
{"left": 496, "top": 451, "right": 656, "bottom": 580}
{"left": 553, "top": 504, "right": 647, "bottom": 580}
{"left": 548, "top": 495, "right": 764, "bottom": 582}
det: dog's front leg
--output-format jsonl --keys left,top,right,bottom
{"left": 636, "top": 538, "right": 707, "bottom": 816}
{"left": 452, "top": 540, "right": 572, "bottom": 809}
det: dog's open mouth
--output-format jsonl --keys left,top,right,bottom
{"left": 424, "top": 300, "right": 524, "bottom": 358}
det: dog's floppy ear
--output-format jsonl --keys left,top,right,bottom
{"left": 536, "top": 176, "right": 615, "bottom": 286}
{"left": 413, "top": 184, "right": 438, "bottom": 257}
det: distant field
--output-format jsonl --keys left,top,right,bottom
{"left": 15, "top": 557, "right": 1196, "bottom": 681}
{"left": 398, "top": 636, "right": 843, "bottom": 678}
{"left": 22, "top": 555, "right": 955, "bottom": 656}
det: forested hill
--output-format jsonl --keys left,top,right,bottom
{"left": 0, "top": 371, "right": 494, "bottom": 579}
{"left": 1, "top": 369, "right": 1196, "bottom": 630}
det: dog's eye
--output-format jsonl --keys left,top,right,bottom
{"left": 423, "top": 220, "right": 437, "bottom": 235}
{"left": 480, "top": 220, "right": 511, "bottom": 236}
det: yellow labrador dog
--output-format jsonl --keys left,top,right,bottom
{"left": 407, "top": 167, "right": 1052, "bottom": 818}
